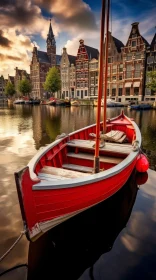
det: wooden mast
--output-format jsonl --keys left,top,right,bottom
{"left": 103, "top": 0, "right": 110, "bottom": 133}
{"left": 94, "top": 0, "right": 106, "bottom": 173}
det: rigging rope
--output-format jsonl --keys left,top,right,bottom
{"left": 0, "top": 230, "right": 26, "bottom": 262}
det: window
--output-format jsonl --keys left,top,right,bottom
{"left": 112, "top": 76, "right": 116, "bottom": 81}
{"left": 135, "top": 52, "right": 141, "bottom": 59}
{"left": 118, "top": 88, "right": 122, "bottom": 96}
{"left": 77, "top": 90, "right": 79, "bottom": 96}
{"left": 132, "top": 41, "right": 136, "bottom": 47}
{"left": 91, "top": 88, "right": 94, "bottom": 95}
{"left": 107, "top": 89, "right": 109, "bottom": 96}
{"left": 126, "top": 54, "right": 132, "bottom": 61}
{"left": 119, "top": 75, "right": 122, "bottom": 80}
{"left": 112, "top": 65, "right": 117, "bottom": 73}
{"left": 134, "top": 87, "right": 139, "bottom": 95}
{"left": 126, "top": 88, "right": 130, "bottom": 95}
{"left": 147, "top": 56, "right": 154, "bottom": 64}
{"left": 108, "top": 57, "right": 112, "bottom": 63}
{"left": 112, "top": 88, "right": 116, "bottom": 96}
{"left": 119, "top": 64, "right": 123, "bottom": 72}
{"left": 85, "top": 90, "right": 88, "bottom": 96}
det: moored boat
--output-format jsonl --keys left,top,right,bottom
{"left": 14, "top": 0, "right": 149, "bottom": 242}
{"left": 71, "top": 100, "right": 81, "bottom": 106}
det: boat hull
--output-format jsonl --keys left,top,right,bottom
{"left": 15, "top": 112, "right": 142, "bottom": 241}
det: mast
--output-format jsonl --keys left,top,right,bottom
{"left": 94, "top": 0, "right": 106, "bottom": 173}
{"left": 103, "top": 0, "right": 110, "bottom": 133}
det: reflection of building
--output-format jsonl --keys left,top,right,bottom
{"left": 30, "top": 20, "right": 61, "bottom": 99}
{"left": 75, "top": 39, "right": 99, "bottom": 99}
{"left": 14, "top": 67, "right": 30, "bottom": 95}
{"left": 60, "top": 48, "right": 76, "bottom": 99}
{"left": 122, "top": 22, "right": 149, "bottom": 102}
{"left": 145, "top": 33, "right": 156, "bottom": 102}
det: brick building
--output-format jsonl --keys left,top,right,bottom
{"left": 145, "top": 33, "right": 156, "bottom": 102}
{"left": 60, "top": 47, "right": 76, "bottom": 99}
{"left": 121, "top": 22, "right": 149, "bottom": 102}
{"left": 30, "top": 20, "right": 61, "bottom": 99}
{"left": 75, "top": 39, "right": 99, "bottom": 99}
{"left": 104, "top": 31, "right": 124, "bottom": 101}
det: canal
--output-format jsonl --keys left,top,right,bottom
{"left": 0, "top": 104, "right": 156, "bottom": 279}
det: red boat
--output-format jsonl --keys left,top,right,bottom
{"left": 14, "top": 0, "right": 149, "bottom": 242}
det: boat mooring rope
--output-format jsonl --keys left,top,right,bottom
{"left": 0, "top": 230, "right": 26, "bottom": 262}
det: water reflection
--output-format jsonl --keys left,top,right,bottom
{"left": 27, "top": 172, "right": 138, "bottom": 280}
{"left": 1, "top": 105, "right": 156, "bottom": 168}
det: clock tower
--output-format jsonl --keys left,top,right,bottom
{"left": 46, "top": 19, "right": 56, "bottom": 66}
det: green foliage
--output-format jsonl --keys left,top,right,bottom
{"left": 4, "top": 82, "right": 15, "bottom": 96}
{"left": 18, "top": 79, "right": 32, "bottom": 95}
{"left": 43, "top": 67, "right": 61, "bottom": 94}
{"left": 147, "top": 71, "right": 156, "bottom": 92}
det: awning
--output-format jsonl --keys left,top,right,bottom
{"left": 125, "top": 82, "right": 132, "bottom": 88}
{"left": 133, "top": 81, "right": 140, "bottom": 87}
{"left": 119, "top": 84, "right": 123, "bottom": 88}
{"left": 112, "top": 84, "right": 117, "bottom": 88}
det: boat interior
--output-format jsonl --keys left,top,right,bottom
{"left": 34, "top": 118, "right": 136, "bottom": 182}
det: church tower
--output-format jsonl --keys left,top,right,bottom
{"left": 46, "top": 19, "right": 56, "bottom": 66}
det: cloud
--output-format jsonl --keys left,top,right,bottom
{"left": 0, "top": 30, "right": 12, "bottom": 48}
{"left": 34, "top": 0, "right": 97, "bottom": 32}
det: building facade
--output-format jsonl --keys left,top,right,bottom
{"left": 0, "top": 75, "right": 5, "bottom": 100}
{"left": 104, "top": 31, "right": 124, "bottom": 101}
{"left": 121, "top": 22, "right": 149, "bottom": 102}
{"left": 60, "top": 47, "right": 76, "bottom": 99}
{"left": 75, "top": 39, "right": 99, "bottom": 99}
{"left": 145, "top": 33, "right": 156, "bottom": 102}
{"left": 14, "top": 67, "right": 30, "bottom": 96}
{"left": 30, "top": 20, "right": 61, "bottom": 99}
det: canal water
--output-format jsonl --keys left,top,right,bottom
{"left": 0, "top": 104, "right": 156, "bottom": 279}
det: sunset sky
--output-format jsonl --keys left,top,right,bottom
{"left": 0, "top": 0, "right": 155, "bottom": 78}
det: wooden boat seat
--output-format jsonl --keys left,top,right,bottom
{"left": 38, "top": 166, "right": 89, "bottom": 180}
{"left": 67, "top": 152, "right": 123, "bottom": 164}
{"left": 89, "top": 130, "right": 127, "bottom": 143}
{"left": 62, "top": 163, "right": 93, "bottom": 173}
{"left": 67, "top": 139, "right": 132, "bottom": 155}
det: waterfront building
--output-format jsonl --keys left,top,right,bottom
{"left": 104, "top": 31, "right": 124, "bottom": 101}
{"left": 0, "top": 75, "right": 5, "bottom": 100}
{"left": 75, "top": 39, "right": 99, "bottom": 99}
{"left": 14, "top": 67, "right": 30, "bottom": 96}
{"left": 60, "top": 47, "right": 76, "bottom": 99}
{"left": 89, "top": 58, "right": 99, "bottom": 99}
{"left": 30, "top": 20, "right": 61, "bottom": 99}
{"left": 121, "top": 22, "right": 149, "bottom": 102}
{"left": 145, "top": 33, "right": 156, "bottom": 102}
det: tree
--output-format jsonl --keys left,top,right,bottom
{"left": 18, "top": 78, "right": 32, "bottom": 96}
{"left": 5, "top": 82, "right": 16, "bottom": 97}
{"left": 43, "top": 67, "right": 61, "bottom": 96}
{"left": 146, "top": 71, "right": 156, "bottom": 92}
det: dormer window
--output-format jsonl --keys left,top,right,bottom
{"left": 132, "top": 41, "right": 136, "bottom": 47}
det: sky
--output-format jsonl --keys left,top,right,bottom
{"left": 0, "top": 0, "right": 155, "bottom": 78}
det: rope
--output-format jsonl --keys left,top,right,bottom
{"left": 0, "top": 230, "right": 26, "bottom": 262}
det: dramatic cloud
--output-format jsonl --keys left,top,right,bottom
{"left": 34, "top": 0, "right": 97, "bottom": 32}
{"left": 0, "top": 30, "right": 12, "bottom": 48}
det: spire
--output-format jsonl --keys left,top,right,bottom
{"left": 47, "top": 19, "right": 56, "bottom": 46}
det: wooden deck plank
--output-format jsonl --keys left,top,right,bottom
{"left": 40, "top": 166, "right": 89, "bottom": 179}
{"left": 67, "top": 139, "right": 132, "bottom": 154}
{"left": 62, "top": 163, "right": 93, "bottom": 173}
{"left": 67, "top": 152, "right": 123, "bottom": 164}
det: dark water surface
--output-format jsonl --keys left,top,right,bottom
{"left": 0, "top": 104, "right": 156, "bottom": 279}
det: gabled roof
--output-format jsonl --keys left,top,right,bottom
{"left": 84, "top": 45, "right": 99, "bottom": 60}
{"left": 68, "top": 55, "right": 76, "bottom": 65}
{"left": 56, "top": 54, "right": 61, "bottom": 65}
{"left": 37, "top": 51, "right": 50, "bottom": 63}
{"left": 112, "top": 36, "right": 124, "bottom": 52}
{"left": 141, "top": 36, "right": 150, "bottom": 47}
